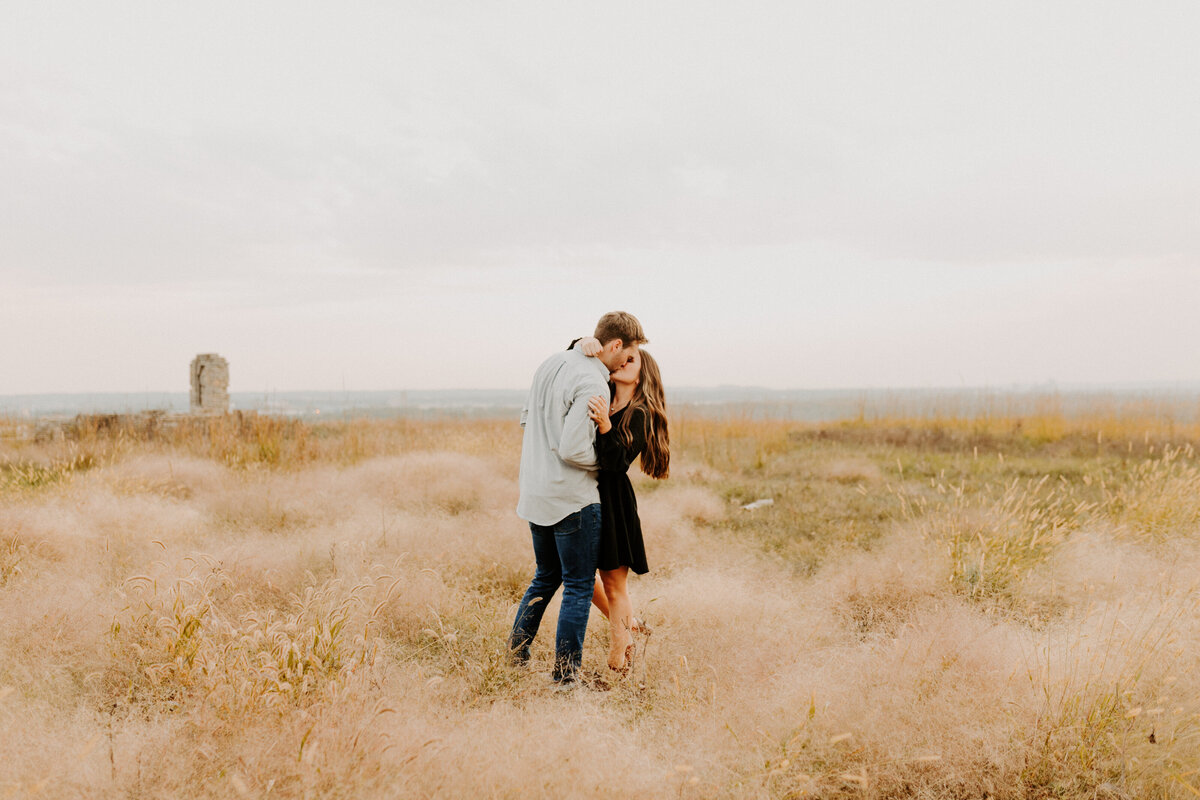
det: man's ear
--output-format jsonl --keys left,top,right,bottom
{"left": 607, "top": 339, "right": 623, "bottom": 353}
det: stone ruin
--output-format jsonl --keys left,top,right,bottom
{"left": 190, "top": 353, "right": 229, "bottom": 414}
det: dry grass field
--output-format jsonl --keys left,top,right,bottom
{"left": 2, "top": 406, "right": 1200, "bottom": 798}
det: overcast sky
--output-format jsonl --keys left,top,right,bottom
{"left": 2, "top": 1, "right": 1198, "bottom": 393}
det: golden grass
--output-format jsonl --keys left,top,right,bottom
{"left": 1, "top": 407, "right": 1199, "bottom": 797}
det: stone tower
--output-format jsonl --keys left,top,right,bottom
{"left": 190, "top": 354, "right": 229, "bottom": 414}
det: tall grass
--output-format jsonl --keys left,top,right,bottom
{"left": 1, "top": 409, "right": 1199, "bottom": 797}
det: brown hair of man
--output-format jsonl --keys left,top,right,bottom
{"left": 593, "top": 311, "right": 648, "bottom": 348}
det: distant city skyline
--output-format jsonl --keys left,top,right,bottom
{"left": 3, "top": 3, "right": 1198, "bottom": 393}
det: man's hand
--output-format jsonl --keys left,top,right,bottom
{"left": 587, "top": 395, "right": 612, "bottom": 433}
{"left": 578, "top": 336, "right": 602, "bottom": 357}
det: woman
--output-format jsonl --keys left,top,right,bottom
{"left": 575, "top": 338, "right": 670, "bottom": 672}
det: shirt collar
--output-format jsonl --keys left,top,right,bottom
{"left": 584, "top": 351, "right": 612, "bottom": 384}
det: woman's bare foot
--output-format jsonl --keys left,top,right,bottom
{"left": 608, "top": 629, "right": 633, "bottom": 671}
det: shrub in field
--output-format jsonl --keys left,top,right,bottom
{"left": 0, "top": 450, "right": 97, "bottom": 492}
{"left": 1102, "top": 444, "right": 1200, "bottom": 541}
{"left": 107, "top": 556, "right": 396, "bottom": 717}
{"left": 899, "top": 475, "right": 1093, "bottom": 612}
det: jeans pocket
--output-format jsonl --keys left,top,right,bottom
{"left": 555, "top": 510, "right": 581, "bottom": 536}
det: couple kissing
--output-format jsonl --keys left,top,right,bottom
{"left": 508, "top": 311, "right": 670, "bottom": 687}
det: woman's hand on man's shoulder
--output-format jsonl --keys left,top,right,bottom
{"left": 577, "top": 336, "right": 602, "bottom": 357}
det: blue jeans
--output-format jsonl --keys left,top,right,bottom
{"left": 509, "top": 504, "right": 601, "bottom": 682}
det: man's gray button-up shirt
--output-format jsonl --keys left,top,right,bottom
{"left": 516, "top": 347, "right": 611, "bottom": 526}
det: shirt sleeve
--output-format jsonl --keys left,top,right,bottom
{"left": 596, "top": 407, "right": 647, "bottom": 473}
{"left": 520, "top": 386, "right": 532, "bottom": 428}
{"left": 557, "top": 380, "right": 601, "bottom": 469}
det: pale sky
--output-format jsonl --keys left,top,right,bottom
{"left": 2, "top": 2, "right": 1198, "bottom": 393}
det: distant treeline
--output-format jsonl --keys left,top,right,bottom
{"left": 2, "top": 387, "right": 1198, "bottom": 423}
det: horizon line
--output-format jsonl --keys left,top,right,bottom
{"left": 4, "top": 380, "right": 1200, "bottom": 400}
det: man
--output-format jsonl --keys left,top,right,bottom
{"left": 509, "top": 311, "right": 648, "bottom": 685}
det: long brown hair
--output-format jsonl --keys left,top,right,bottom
{"left": 615, "top": 349, "right": 669, "bottom": 479}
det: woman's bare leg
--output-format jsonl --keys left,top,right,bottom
{"left": 599, "top": 567, "right": 633, "bottom": 670}
{"left": 593, "top": 573, "right": 650, "bottom": 634}
{"left": 591, "top": 576, "right": 609, "bottom": 619}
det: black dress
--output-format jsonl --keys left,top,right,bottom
{"left": 596, "top": 406, "right": 649, "bottom": 574}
